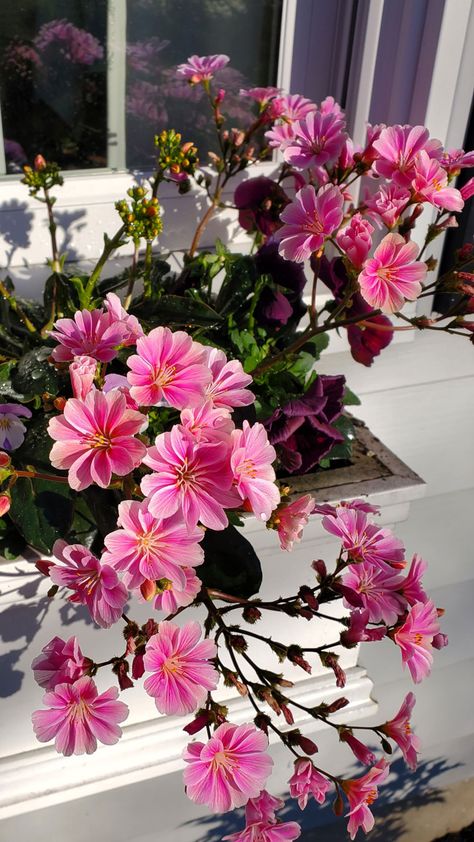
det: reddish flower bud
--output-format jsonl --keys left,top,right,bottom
{"left": 281, "top": 703, "right": 295, "bottom": 725}
{"left": 312, "top": 559, "right": 327, "bottom": 580}
{"left": 325, "top": 697, "right": 349, "bottom": 714}
{"left": 113, "top": 660, "right": 133, "bottom": 690}
{"left": 298, "top": 585, "right": 319, "bottom": 611}
{"left": 35, "top": 559, "right": 54, "bottom": 577}
{"left": 432, "top": 632, "right": 449, "bottom": 649}
{"left": 320, "top": 652, "right": 346, "bottom": 688}
{"left": 287, "top": 645, "right": 312, "bottom": 674}
{"left": 229, "top": 635, "right": 248, "bottom": 653}
{"left": 142, "top": 618, "right": 160, "bottom": 639}
{"left": 140, "top": 578, "right": 157, "bottom": 601}
{"left": 183, "top": 711, "right": 211, "bottom": 735}
{"left": 132, "top": 653, "right": 145, "bottom": 679}
{"left": 0, "top": 452, "right": 11, "bottom": 467}
{"left": 0, "top": 493, "right": 11, "bottom": 516}
{"left": 297, "top": 735, "right": 319, "bottom": 755}
{"left": 242, "top": 605, "right": 262, "bottom": 623}
{"left": 254, "top": 713, "right": 271, "bottom": 734}
{"left": 53, "top": 396, "right": 67, "bottom": 411}
{"left": 34, "top": 154, "right": 47, "bottom": 171}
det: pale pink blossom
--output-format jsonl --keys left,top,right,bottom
{"left": 50, "top": 308, "right": 128, "bottom": 362}
{"left": 400, "top": 554, "right": 428, "bottom": 606}
{"left": 336, "top": 213, "right": 374, "bottom": 268}
{"left": 340, "top": 730, "right": 376, "bottom": 766}
{"left": 265, "top": 122, "right": 297, "bottom": 151}
{"left": 440, "top": 148, "right": 474, "bottom": 173}
{"left": 127, "top": 326, "right": 211, "bottom": 409}
{"left": 204, "top": 347, "right": 255, "bottom": 409}
{"left": 342, "top": 759, "right": 390, "bottom": 840}
{"left": 268, "top": 94, "right": 316, "bottom": 122}
{"left": 103, "top": 292, "right": 144, "bottom": 346}
{"left": 288, "top": 758, "right": 331, "bottom": 809}
{"left": 284, "top": 110, "right": 346, "bottom": 169}
{"left": 48, "top": 390, "right": 147, "bottom": 491}
{"left": 273, "top": 494, "right": 315, "bottom": 551}
{"left": 393, "top": 600, "right": 440, "bottom": 683}
{"left": 0, "top": 403, "right": 32, "bottom": 450}
{"left": 177, "top": 54, "right": 229, "bottom": 83}
{"left": 365, "top": 183, "right": 411, "bottom": 228}
{"left": 103, "top": 373, "right": 142, "bottom": 412}
{"left": 224, "top": 820, "right": 301, "bottom": 842}
{"left": 180, "top": 402, "right": 235, "bottom": 444}
{"left": 50, "top": 540, "right": 128, "bottom": 628}
{"left": 277, "top": 184, "right": 344, "bottom": 262}
{"left": 69, "top": 355, "right": 97, "bottom": 400}
{"left": 412, "top": 151, "right": 464, "bottom": 211}
{"left": 32, "top": 676, "right": 128, "bottom": 756}
{"left": 102, "top": 499, "right": 203, "bottom": 589}
{"left": 381, "top": 692, "right": 420, "bottom": 770}
{"left": 245, "top": 791, "right": 284, "bottom": 824}
{"left": 322, "top": 508, "right": 405, "bottom": 568}
{"left": 32, "top": 636, "right": 90, "bottom": 690}
{"left": 143, "top": 621, "right": 217, "bottom": 716}
{"left": 239, "top": 87, "right": 281, "bottom": 107}
{"left": 183, "top": 722, "right": 273, "bottom": 812}
{"left": 230, "top": 421, "right": 280, "bottom": 521}
{"left": 358, "top": 233, "right": 427, "bottom": 313}
{"left": 373, "top": 124, "right": 442, "bottom": 186}
{"left": 150, "top": 566, "right": 202, "bottom": 613}
{"left": 342, "top": 562, "right": 406, "bottom": 625}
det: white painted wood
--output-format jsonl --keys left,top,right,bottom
{"left": 106, "top": 0, "right": 127, "bottom": 172}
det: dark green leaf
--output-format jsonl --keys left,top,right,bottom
{"left": 9, "top": 477, "right": 74, "bottom": 554}
{"left": 11, "top": 348, "right": 62, "bottom": 397}
{"left": 14, "top": 414, "right": 55, "bottom": 469}
{"left": 131, "top": 294, "right": 222, "bottom": 327}
{"left": 199, "top": 524, "right": 262, "bottom": 598}
{"left": 215, "top": 255, "right": 256, "bottom": 314}
{"left": 343, "top": 387, "right": 361, "bottom": 406}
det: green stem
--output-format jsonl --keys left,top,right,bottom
{"left": 143, "top": 241, "right": 153, "bottom": 297}
{"left": 0, "top": 281, "right": 37, "bottom": 333}
{"left": 43, "top": 187, "right": 61, "bottom": 273}
{"left": 85, "top": 224, "right": 127, "bottom": 302}
{"left": 124, "top": 242, "right": 140, "bottom": 310}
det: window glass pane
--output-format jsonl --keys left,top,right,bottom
{"left": 0, "top": 0, "right": 107, "bottom": 173}
{"left": 126, "top": 0, "right": 283, "bottom": 169}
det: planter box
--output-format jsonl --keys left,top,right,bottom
{"left": 0, "top": 420, "right": 424, "bottom": 820}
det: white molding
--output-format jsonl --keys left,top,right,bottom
{"left": 276, "top": 0, "right": 298, "bottom": 92}
{"left": 106, "top": 0, "right": 128, "bottom": 172}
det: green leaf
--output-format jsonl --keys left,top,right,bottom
{"left": 131, "top": 294, "right": 222, "bottom": 327}
{"left": 11, "top": 348, "right": 62, "bottom": 398}
{"left": 199, "top": 524, "right": 262, "bottom": 598}
{"left": 301, "top": 333, "right": 330, "bottom": 360}
{"left": 14, "top": 414, "right": 55, "bottom": 469}
{"left": 215, "top": 255, "right": 256, "bottom": 314}
{"left": 343, "top": 387, "right": 361, "bottom": 406}
{"left": 9, "top": 477, "right": 74, "bottom": 554}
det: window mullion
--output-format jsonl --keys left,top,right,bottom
{"left": 107, "top": 0, "right": 127, "bottom": 172}
{"left": 0, "top": 105, "right": 7, "bottom": 176}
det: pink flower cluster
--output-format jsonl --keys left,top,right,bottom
{"left": 35, "top": 19, "right": 104, "bottom": 65}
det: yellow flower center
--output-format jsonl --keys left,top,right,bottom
{"left": 155, "top": 364, "right": 177, "bottom": 388}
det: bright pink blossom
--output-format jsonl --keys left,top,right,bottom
{"left": 239, "top": 87, "right": 281, "bottom": 107}
{"left": 273, "top": 494, "right": 315, "bottom": 551}
{"left": 32, "top": 636, "right": 90, "bottom": 690}
{"left": 224, "top": 820, "right": 301, "bottom": 842}
{"left": 69, "top": 355, "right": 97, "bottom": 400}
{"left": 32, "top": 676, "right": 128, "bottom": 756}
{"left": 245, "top": 791, "right": 284, "bottom": 824}
{"left": 365, "top": 183, "right": 411, "bottom": 228}
{"left": 177, "top": 54, "right": 229, "bottom": 83}
{"left": 50, "top": 540, "right": 128, "bottom": 628}
{"left": 461, "top": 177, "right": 474, "bottom": 201}
{"left": 103, "top": 373, "right": 142, "bottom": 412}
{"left": 340, "top": 730, "right": 376, "bottom": 766}
{"left": 103, "top": 292, "right": 144, "bottom": 345}
{"left": 358, "top": 233, "right": 427, "bottom": 313}
{"left": 440, "top": 148, "right": 474, "bottom": 173}
{"left": 102, "top": 499, "right": 203, "bottom": 589}
{"left": 204, "top": 347, "right": 255, "bottom": 409}
{"left": 336, "top": 213, "right": 374, "bottom": 268}
{"left": 268, "top": 93, "right": 316, "bottom": 122}
{"left": 127, "top": 326, "right": 211, "bottom": 409}
{"left": 342, "top": 562, "right": 406, "bottom": 625}
{"left": 50, "top": 308, "right": 128, "bottom": 362}
{"left": 180, "top": 402, "right": 235, "bottom": 445}
{"left": 150, "top": 567, "right": 202, "bottom": 614}
{"left": 400, "top": 554, "right": 428, "bottom": 606}
{"left": 183, "top": 722, "right": 273, "bottom": 812}
{"left": 322, "top": 508, "right": 405, "bottom": 569}
{"left": 143, "top": 621, "right": 217, "bottom": 716}
{"left": 340, "top": 609, "right": 387, "bottom": 646}
{"left": 48, "top": 390, "right": 147, "bottom": 491}
{"left": 277, "top": 184, "right": 344, "bottom": 262}
{"left": 0, "top": 402, "right": 32, "bottom": 451}
{"left": 265, "top": 122, "right": 297, "bottom": 151}
{"left": 284, "top": 110, "right": 346, "bottom": 169}
{"left": 394, "top": 599, "right": 440, "bottom": 683}
{"left": 373, "top": 124, "right": 442, "bottom": 186}
{"left": 412, "top": 150, "right": 464, "bottom": 211}
{"left": 342, "top": 759, "right": 390, "bottom": 840}
{"left": 230, "top": 421, "right": 280, "bottom": 521}
{"left": 381, "top": 692, "right": 420, "bottom": 770}
{"left": 288, "top": 758, "right": 331, "bottom": 809}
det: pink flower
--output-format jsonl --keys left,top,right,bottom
{"left": 272, "top": 494, "right": 315, "bottom": 551}
{"left": 245, "top": 790, "right": 284, "bottom": 824}
{"left": 461, "top": 177, "right": 474, "bottom": 201}
{"left": 393, "top": 600, "right": 440, "bottom": 683}
{"left": 322, "top": 508, "right": 405, "bottom": 568}
{"left": 35, "top": 19, "right": 104, "bottom": 65}
{"left": 230, "top": 421, "right": 280, "bottom": 521}
{"left": 284, "top": 110, "right": 346, "bottom": 169}
{"left": 180, "top": 401, "right": 235, "bottom": 444}
{"left": 50, "top": 308, "right": 128, "bottom": 362}
{"left": 69, "top": 355, "right": 97, "bottom": 400}
{"left": 288, "top": 758, "right": 331, "bottom": 809}
{"left": 265, "top": 122, "right": 297, "bottom": 151}
{"left": 32, "top": 676, "right": 128, "bottom": 756}
{"left": 342, "top": 759, "right": 390, "bottom": 840}
{"left": 373, "top": 124, "right": 442, "bottom": 186}
{"left": 239, "top": 87, "right": 281, "bottom": 107}
{"left": 340, "top": 609, "right": 387, "bottom": 645}
{"left": 381, "top": 692, "right": 420, "bottom": 770}
{"left": 103, "top": 373, "right": 141, "bottom": 412}
{"left": 358, "top": 233, "right": 427, "bottom": 313}
{"left": 365, "top": 183, "right": 411, "bottom": 228}
{"left": 150, "top": 566, "right": 202, "bottom": 613}
{"left": 268, "top": 94, "right": 316, "bottom": 122}
{"left": 142, "top": 426, "right": 240, "bottom": 530}
{"left": 127, "top": 326, "right": 211, "bottom": 409}
{"left": 440, "top": 148, "right": 474, "bottom": 173}
{"left": 177, "top": 54, "right": 229, "bottom": 83}
{"left": 50, "top": 540, "right": 128, "bottom": 628}
{"left": 342, "top": 562, "right": 406, "bottom": 625}
{"left": 224, "top": 820, "right": 301, "bottom": 842}
{"left": 277, "top": 184, "right": 344, "bottom": 262}
{"left": 48, "top": 390, "right": 147, "bottom": 491}
{"left": 400, "top": 554, "right": 428, "bottom": 605}
{"left": 340, "top": 730, "right": 376, "bottom": 766}
{"left": 204, "top": 347, "right": 255, "bottom": 409}
{"left": 183, "top": 722, "right": 273, "bottom": 812}
{"left": 32, "top": 636, "right": 90, "bottom": 690}
{"left": 0, "top": 402, "right": 32, "bottom": 450}
{"left": 103, "top": 292, "right": 144, "bottom": 345}
{"left": 336, "top": 213, "right": 374, "bottom": 268}
{"left": 412, "top": 151, "right": 464, "bottom": 211}
{"left": 143, "top": 621, "right": 218, "bottom": 716}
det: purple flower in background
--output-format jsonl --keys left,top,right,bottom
{"left": 176, "top": 54, "right": 230, "bottom": 83}
{"left": 126, "top": 80, "right": 168, "bottom": 124}
{"left": 234, "top": 177, "right": 290, "bottom": 238}
{"left": 0, "top": 403, "right": 32, "bottom": 451}
{"left": 126, "top": 37, "right": 169, "bottom": 74}
{"left": 4, "top": 40, "right": 42, "bottom": 78}
{"left": 254, "top": 242, "right": 307, "bottom": 328}
{"left": 35, "top": 19, "right": 104, "bottom": 65}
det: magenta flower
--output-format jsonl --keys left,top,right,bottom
{"left": 284, "top": 110, "right": 346, "bottom": 169}
{"left": 365, "top": 183, "right": 411, "bottom": 228}
{"left": 183, "top": 722, "right": 273, "bottom": 812}
{"left": 277, "top": 184, "right": 344, "bottom": 262}
{"left": 32, "top": 676, "right": 128, "bottom": 756}
{"left": 180, "top": 401, "right": 235, "bottom": 445}
{"left": 127, "top": 326, "right": 210, "bottom": 409}
{"left": 336, "top": 213, "right": 374, "bottom": 268}
{"left": 102, "top": 499, "right": 203, "bottom": 589}
{"left": 103, "top": 292, "right": 144, "bottom": 346}
{"left": 204, "top": 347, "right": 254, "bottom": 409}
{"left": 32, "top": 636, "right": 90, "bottom": 690}
{"left": 50, "top": 540, "right": 128, "bottom": 628}
{"left": 412, "top": 151, "right": 464, "bottom": 211}
{"left": 358, "top": 233, "right": 427, "bottom": 313}
{"left": 230, "top": 421, "right": 280, "bottom": 521}
{"left": 322, "top": 508, "right": 405, "bottom": 569}
{"left": 142, "top": 426, "right": 240, "bottom": 530}
{"left": 288, "top": 758, "right": 331, "bottom": 809}
{"left": 48, "top": 390, "right": 147, "bottom": 491}
{"left": 394, "top": 600, "right": 441, "bottom": 683}
{"left": 400, "top": 554, "right": 428, "bottom": 606}
{"left": 373, "top": 124, "right": 442, "bottom": 186}
{"left": 265, "top": 122, "right": 297, "bottom": 151}
{"left": 50, "top": 308, "right": 128, "bottom": 363}
{"left": 381, "top": 692, "right": 420, "bottom": 770}
{"left": 239, "top": 86, "right": 281, "bottom": 107}
{"left": 441, "top": 148, "right": 474, "bottom": 173}
{"left": 35, "top": 19, "right": 104, "bottom": 65}
{"left": 461, "top": 178, "right": 474, "bottom": 201}
{"left": 69, "top": 355, "right": 97, "bottom": 400}
{"left": 150, "top": 566, "right": 202, "bottom": 614}
{"left": 340, "top": 609, "right": 387, "bottom": 646}
{"left": 342, "top": 759, "right": 389, "bottom": 840}
{"left": 177, "top": 54, "right": 229, "bottom": 83}
{"left": 0, "top": 403, "right": 32, "bottom": 451}
{"left": 340, "top": 730, "right": 376, "bottom": 766}
{"left": 143, "top": 621, "right": 217, "bottom": 716}
{"left": 272, "top": 494, "right": 315, "bottom": 551}
{"left": 342, "top": 562, "right": 406, "bottom": 625}
{"left": 268, "top": 94, "right": 316, "bottom": 122}
{"left": 224, "top": 820, "right": 301, "bottom": 842}
{"left": 245, "top": 791, "right": 284, "bottom": 824}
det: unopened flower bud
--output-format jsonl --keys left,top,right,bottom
{"left": 280, "top": 703, "right": 295, "bottom": 725}
{"left": 53, "top": 397, "right": 67, "bottom": 411}
{"left": 142, "top": 618, "right": 159, "bottom": 639}
{"left": 325, "top": 697, "right": 349, "bottom": 714}
{"left": 35, "top": 559, "right": 54, "bottom": 577}
{"left": 113, "top": 659, "right": 134, "bottom": 690}
{"left": 287, "top": 645, "right": 312, "bottom": 674}
{"left": 432, "top": 632, "right": 449, "bottom": 649}
{"left": 0, "top": 493, "right": 11, "bottom": 516}
{"left": 0, "top": 452, "right": 11, "bottom": 467}
{"left": 242, "top": 605, "right": 262, "bottom": 623}
{"left": 140, "top": 578, "right": 157, "bottom": 601}
{"left": 254, "top": 712, "right": 271, "bottom": 734}
{"left": 320, "top": 652, "right": 346, "bottom": 688}
{"left": 183, "top": 711, "right": 211, "bottom": 735}
{"left": 298, "top": 586, "right": 319, "bottom": 610}
{"left": 34, "top": 154, "right": 46, "bottom": 171}
{"left": 229, "top": 634, "right": 247, "bottom": 653}
{"left": 312, "top": 559, "right": 327, "bottom": 580}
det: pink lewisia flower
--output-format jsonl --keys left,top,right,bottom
{"left": 0, "top": 403, "right": 32, "bottom": 450}
{"left": 103, "top": 292, "right": 144, "bottom": 346}
{"left": 245, "top": 791, "right": 284, "bottom": 824}
{"left": 365, "top": 183, "right": 411, "bottom": 228}
{"left": 412, "top": 151, "right": 464, "bottom": 211}
{"left": 342, "top": 759, "right": 390, "bottom": 840}
{"left": 50, "top": 308, "right": 128, "bottom": 363}
{"left": 322, "top": 508, "right": 405, "bottom": 568}
{"left": 284, "top": 110, "right": 346, "bottom": 169}
{"left": 102, "top": 499, "right": 203, "bottom": 589}
{"left": 142, "top": 426, "right": 240, "bottom": 530}
{"left": 127, "top": 326, "right": 211, "bottom": 409}
{"left": 32, "top": 676, "right": 128, "bottom": 756}
{"left": 340, "top": 730, "right": 376, "bottom": 766}
{"left": 69, "top": 355, "right": 97, "bottom": 400}
{"left": 150, "top": 567, "right": 202, "bottom": 613}
{"left": 461, "top": 178, "right": 474, "bottom": 201}
{"left": 340, "top": 608, "right": 387, "bottom": 646}
{"left": 273, "top": 494, "right": 315, "bottom": 551}
{"left": 393, "top": 599, "right": 440, "bottom": 683}
{"left": 204, "top": 347, "right": 255, "bottom": 409}
{"left": 336, "top": 213, "right": 374, "bottom": 268}
{"left": 239, "top": 87, "right": 281, "bottom": 107}
{"left": 143, "top": 621, "right": 218, "bottom": 716}
{"left": 265, "top": 122, "right": 297, "bottom": 151}
{"left": 440, "top": 148, "right": 474, "bottom": 173}
{"left": 177, "top": 54, "right": 229, "bottom": 83}
{"left": 32, "top": 636, "right": 90, "bottom": 690}
{"left": 400, "top": 554, "right": 428, "bottom": 606}
{"left": 103, "top": 373, "right": 142, "bottom": 412}
{"left": 373, "top": 124, "right": 442, "bottom": 186}
{"left": 277, "top": 184, "right": 344, "bottom": 262}
{"left": 50, "top": 540, "right": 128, "bottom": 628}
{"left": 223, "top": 820, "right": 301, "bottom": 842}
{"left": 183, "top": 722, "right": 273, "bottom": 812}
{"left": 230, "top": 421, "right": 280, "bottom": 521}
{"left": 48, "top": 390, "right": 147, "bottom": 491}
{"left": 268, "top": 93, "right": 316, "bottom": 122}
{"left": 358, "top": 233, "right": 427, "bottom": 313}
{"left": 289, "top": 758, "right": 331, "bottom": 809}
{"left": 342, "top": 562, "right": 406, "bottom": 625}
{"left": 180, "top": 402, "right": 235, "bottom": 445}
{"left": 381, "top": 692, "right": 420, "bottom": 770}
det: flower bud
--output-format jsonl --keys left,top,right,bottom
{"left": 298, "top": 585, "right": 319, "bottom": 611}
{"left": 287, "top": 645, "right": 312, "bottom": 674}
{"left": 140, "top": 578, "right": 157, "bottom": 601}
{"left": 113, "top": 659, "right": 134, "bottom": 690}
{"left": 35, "top": 559, "right": 54, "bottom": 577}
{"left": 34, "top": 154, "right": 46, "bottom": 171}
{"left": 0, "top": 493, "right": 11, "bottom": 516}
{"left": 254, "top": 712, "right": 271, "bottom": 734}
{"left": 0, "top": 452, "right": 11, "bottom": 467}
{"left": 183, "top": 711, "right": 211, "bottom": 735}
{"left": 242, "top": 604, "right": 262, "bottom": 623}
{"left": 53, "top": 397, "right": 67, "bottom": 411}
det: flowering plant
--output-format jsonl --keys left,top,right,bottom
{"left": 0, "top": 52, "right": 472, "bottom": 838}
